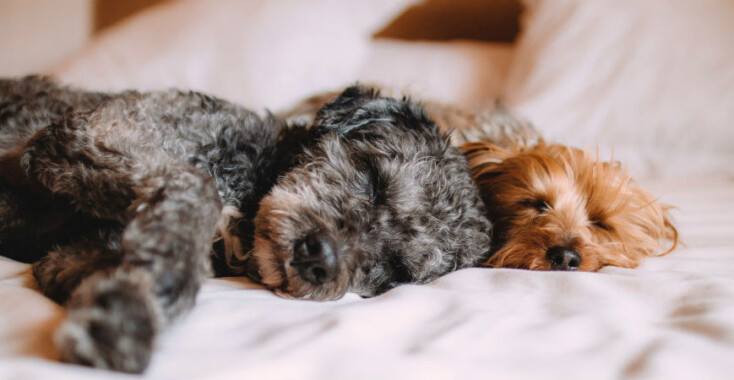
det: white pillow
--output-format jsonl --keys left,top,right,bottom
{"left": 51, "top": 0, "right": 417, "bottom": 111}
{"left": 504, "top": 0, "right": 734, "bottom": 178}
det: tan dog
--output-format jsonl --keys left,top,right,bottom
{"left": 462, "top": 141, "right": 679, "bottom": 271}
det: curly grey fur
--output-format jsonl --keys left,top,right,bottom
{"left": 0, "top": 77, "right": 492, "bottom": 373}
{"left": 256, "top": 86, "right": 492, "bottom": 299}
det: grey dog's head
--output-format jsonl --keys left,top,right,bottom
{"left": 252, "top": 86, "right": 492, "bottom": 300}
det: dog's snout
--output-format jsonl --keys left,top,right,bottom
{"left": 292, "top": 233, "right": 338, "bottom": 285}
{"left": 546, "top": 246, "right": 581, "bottom": 271}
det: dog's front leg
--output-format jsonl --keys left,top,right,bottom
{"left": 22, "top": 118, "right": 222, "bottom": 373}
{"left": 49, "top": 167, "right": 220, "bottom": 373}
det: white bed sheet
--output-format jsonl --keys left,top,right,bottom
{"left": 1, "top": 174, "right": 733, "bottom": 380}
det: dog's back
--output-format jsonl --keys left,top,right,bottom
{"left": 0, "top": 76, "right": 110, "bottom": 155}
{"left": 0, "top": 77, "right": 107, "bottom": 261}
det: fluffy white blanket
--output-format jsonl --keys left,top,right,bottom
{"left": 1, "top": 176, "right": 733, "bottom": 379}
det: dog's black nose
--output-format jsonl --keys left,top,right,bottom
{"left": 546, "top": 246, "right": 581, "bottom": 271}
{"left": 292, "top": 233, "right": 338, "bottom": 285}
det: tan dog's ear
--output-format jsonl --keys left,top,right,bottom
{"left": 460, "top": 142, "right": 515, "bottom": 182}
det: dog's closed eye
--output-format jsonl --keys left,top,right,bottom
{"left": 356, "top": 158, "right": 388, "bottom": 207}
{"left": 591, "top": 220, "right": 612, "bottom": 231}
{"left": 521, "top": 199, "right": 550, "bottom": 213}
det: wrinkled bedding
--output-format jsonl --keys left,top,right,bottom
{"left": 1, "top": 176, "right": 733, "bottom": 379}
{"left": 2, "top": 0, "right": 733, "bottom": 379}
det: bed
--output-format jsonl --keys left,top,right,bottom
{"left": 1, "top": 1, "right": 733, "bottom": 379}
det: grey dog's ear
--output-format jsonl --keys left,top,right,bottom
{"left": 313, "top": 84, "right": 442, "bottom": 141}
{"left": 313, "top": 85, "right": 383, "bottom": 135}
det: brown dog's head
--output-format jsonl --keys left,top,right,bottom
{"left": 462, "top": 141, "right": 678, "bottom": 271}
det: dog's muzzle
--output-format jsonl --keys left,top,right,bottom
{"left": 289, "top": 232, "right": 338, "bottom": 285}
{"left": 546, "top": 246, "right": 581, "bottom": 271}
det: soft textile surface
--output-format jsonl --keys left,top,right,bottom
{"left": 51, "top": 0, "right": 512, "bottom": 115}
{"left": 357, "top": 40, "right": 514, "bottom": 110}
{"left": 504, "top": 0, "right": 734, "bottom": 178}
{"left": 52, "top": 0, "right": 419, "bottom": 111}
{"left": 1, "top": 175, "right": 733, "bottom": 380}
{"left": 2, "top": 0, "right": 734, "bottom": 379}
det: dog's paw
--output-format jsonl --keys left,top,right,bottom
{"left": 32, "top": 247, "right": 121, "bottom": 304}
{"left": 56, "top": 278, "right": 158, "bottom": 373}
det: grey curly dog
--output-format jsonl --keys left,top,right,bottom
{"left": 0, "top": 76, "right": 492, "bottom": 373}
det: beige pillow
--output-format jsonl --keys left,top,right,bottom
{"left": 504, "top": 0, "right": 734, "bottom": 177}
{"left": 358, "top": 39, "right": 515, "bottom": 110}
{"left": 52, "top": 0, "right": 417, "bottom": 111}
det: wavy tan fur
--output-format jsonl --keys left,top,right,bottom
{"left": 462, "top": 141, "right": 678, "bottom": 271}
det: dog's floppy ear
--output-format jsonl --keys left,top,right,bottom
{"left": 461, "top": 142, "right": 516, "bottom": 182}
{"left": 312, "top": 85, "right": 443, "bottom": 145}
{"left": 313, "top": 85, "right": 383, "bottom": 135}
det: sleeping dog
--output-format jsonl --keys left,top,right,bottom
{"left": 0, "top": 77, "right": 491, "bottom": 372}
{"left": 286, "top": 87, "right": 678, "bottom": 272}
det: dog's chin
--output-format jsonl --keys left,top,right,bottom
{"left": 279, "top": 262, "right": 350, "bottom": 301}
{"left": 279, "top": 277, "right": 349, "bottom": 301}
{"left": 264, "top": 272, "right": 349, "bottom": 301}
{"left": 487, "top": 244, "right": 554, "bottom": 271}
{"left": 488, "top": 241, "right": 604, "bottom": 271}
